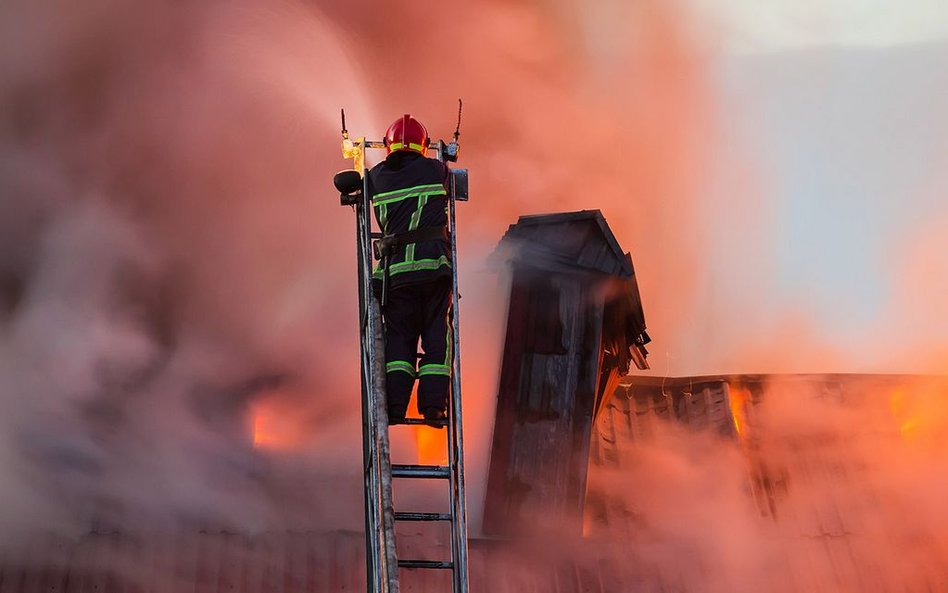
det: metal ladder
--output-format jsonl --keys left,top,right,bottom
{"left": 340, "top": 131, "right": 470, "bottom": 593}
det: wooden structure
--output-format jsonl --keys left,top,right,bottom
{"left": 483, "top": 210, "right": 649, "bottom": 536}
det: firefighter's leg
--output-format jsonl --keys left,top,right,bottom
{"left": 382, "top": 285, "right": 421, "bottom": 420}
{"left": 417, "top": 277, "right": 452, "bottom": 418}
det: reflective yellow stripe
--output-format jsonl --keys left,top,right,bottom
{"left": 372, "top": 183, "right": 449, "bottom": 278}
{"left": 386, "top": 360, "right": 416, "bottom": 376}
{"left": 372, "top": 184, "right": 446, "bottom": 205}
{"left": 419, "top": 364, "right": 450, "bottom": 377}
{"left": 377, "top": 256, "right": 451, "bottom": 278}
{"left": 374, "top": 257, "right": 452, "bottom": 279}
{"left": 405, "top": 195, "right": 429, "bottom": 264}
{"left": 388, "top": 142, "right": 426, "bottom": 152}
{"left": 408, "top": 196, "right": 427, "bottom": 232}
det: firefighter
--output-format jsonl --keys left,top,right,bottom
{"left": 369, "top": 114, "right": 452, "bottom": 426}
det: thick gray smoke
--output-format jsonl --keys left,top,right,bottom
{"left": 0, "top": 0, "right": 718, "bottom": 539}
{"left": 4, "top": 4, "right": 947, "bottom": 592}
{"left": 0, "top": 0, "right": 382, "bottom": 538}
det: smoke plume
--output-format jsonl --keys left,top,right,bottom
{"left": 581, "top": 376, "right": 948, "bottom": 592}
{"left": 0, "top": 0, "right": 719, "bottom": 537}
{"left": 2, "top": 2, "right": 947, "bottom": 592}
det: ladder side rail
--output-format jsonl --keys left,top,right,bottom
{"left": 356, "top": 190, "right": 384, "bottom": 593}
{"left": 356, "top": 178, "right": 387, "bottom": 593}
{"left": 360, "top": 162, "right": 400, "bottom": 593}
{"left": 356, "top": 204, "right": 378, "bottom": 593}
{"left": 433, "top": 140, "right": 471, "bottom": 593}
{"left": 447, "top": 183, "right": 471, "bottom": 593}
{"left": 367, "top": 298, "right": 399, "bottom": 592}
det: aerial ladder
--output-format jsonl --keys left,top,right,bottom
{"left": 334, "top": 105, "right": 471, "bottom": 593}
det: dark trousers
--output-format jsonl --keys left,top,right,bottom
{"left": 382, "top": 277, "right": 452, "bottom": 418}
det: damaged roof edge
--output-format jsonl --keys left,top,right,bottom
{"left": 492, "top": 209, "right": 634, "bottom": 277}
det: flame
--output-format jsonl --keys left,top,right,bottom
{"left": 415, "top": 425, "right": 447, "bottom": 466}
{"left": 728, "top": 385, "right": 750, "bottom": 440}
{"left": 889, "top": 388, "right": 915, "bottom": 439}
{"left": 888, "top": 385, "right": 948, "bottom": 446}
{"left": 251, "top": 402, "right": 280, "bottom": 449}
{"left": 890, "top": 387, "right": 930, "bottom": 443}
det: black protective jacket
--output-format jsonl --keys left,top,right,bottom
{"left": 368, "top": 152, "right": 452, "bottom": 289}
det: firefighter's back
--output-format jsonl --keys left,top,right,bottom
{"left": 369, "top": 152, "right": 451, "bottom": 288}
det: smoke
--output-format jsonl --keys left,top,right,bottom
{"left": 0, "top": 0, "right": 721, "bottom": 539}
{"left": 0, "top": 0, "right": 384, "bottom": 537}
{"left": 887, "top": 202, "right": 948, "bottom": 369}
{"left": 577, "top": 376, "right": 948, "bottom": 592}
{"left": 3, "top": 4, "right": 947, "bottom": 593}
{"left": 316, "top": 0, "right": 721, "bottom": 523}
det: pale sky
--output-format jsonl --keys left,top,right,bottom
{"left": 566, "top": 0, "right": 948, "bottom": 372}
{"left": 692, "top": 14, "right": 948, "bottom": 373}
{"left": 691, "top": 0, "right": 948, "bottom": 52}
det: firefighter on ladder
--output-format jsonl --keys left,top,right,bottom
{"left": 370, "top": 114, "right": 452, "bottom": 427}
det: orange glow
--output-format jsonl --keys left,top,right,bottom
{"left": 889, "top": 387, "right": 935, "bottom": 443}
{"left": 250, "top": 398, "right": 308, "bottom": 451}
{"left": 889, "top": 388, "right": 914, "bottom": 439}
{"left": 414, "top": 425, "right": 447, "bottom": 466}
{"left": 728, "top": 385, "right": 750, "bottom": 440}
{"left": 889, "top": 387, "right": 930, "bottom": 442}
{"left": 887, "top": 384, "right": 948, "bottom": 447}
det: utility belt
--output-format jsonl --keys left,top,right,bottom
{"left": 373, "top": 226, "right": 449, "bottom": 261}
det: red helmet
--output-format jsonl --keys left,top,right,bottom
{"left": 384, "top": 114, "right": 429, "bottom": 155}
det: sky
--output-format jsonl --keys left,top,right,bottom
{"left": 692, "top": 0, "right": 948, "bottom": 51}
{"left": 530, "top": 0, "right": 948, "bottom": 376}
{"left": 644, "top": 0, "right": 948, "bottom": 374}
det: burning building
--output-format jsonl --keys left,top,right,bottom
{"left": 6, "top": 374, "right": 946, "bottom": 592}
{"left": 1, "top": 213, "right": 947, "bottom": 592}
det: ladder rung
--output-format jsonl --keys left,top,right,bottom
{"left": 394, "top": 512, "right": 451, "bottom": 522}
{"left": 391, "top": 464, "right": 450, "bottom": 479}
{"left": 395, "top": 417, "right": 448, "bottom": 427}
{"left": 398, "top": 559, "right": 454, "bottom": 570}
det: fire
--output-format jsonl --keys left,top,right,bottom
{"left": 250, "top": 398, "right": 308, "bottom": 451}
{"left": 889, "top": 388, "right": 915, "bottom": 439}
{"left": 251, "top": 402, "right": 280, "bottom": 449}
{"left": 888, "top": 384, "right": 948, "bottom": 446}
{"left": 728, "top": 385, "right": 750, "bottom": 440}
{"left": 415, "top": 425, "right": 447, "bottom": 466}
{"left": 890, "top": 387, "right": 930, "bottom": 443}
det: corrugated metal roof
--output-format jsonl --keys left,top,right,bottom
{"left": 0, "top": 531, "right": 672, "bottom": 593}
{"left": 10, "top": 375, "right": 943, "bottom": 592}
{"left": 586, "top": 373, "right": 948, "bottom": 592}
